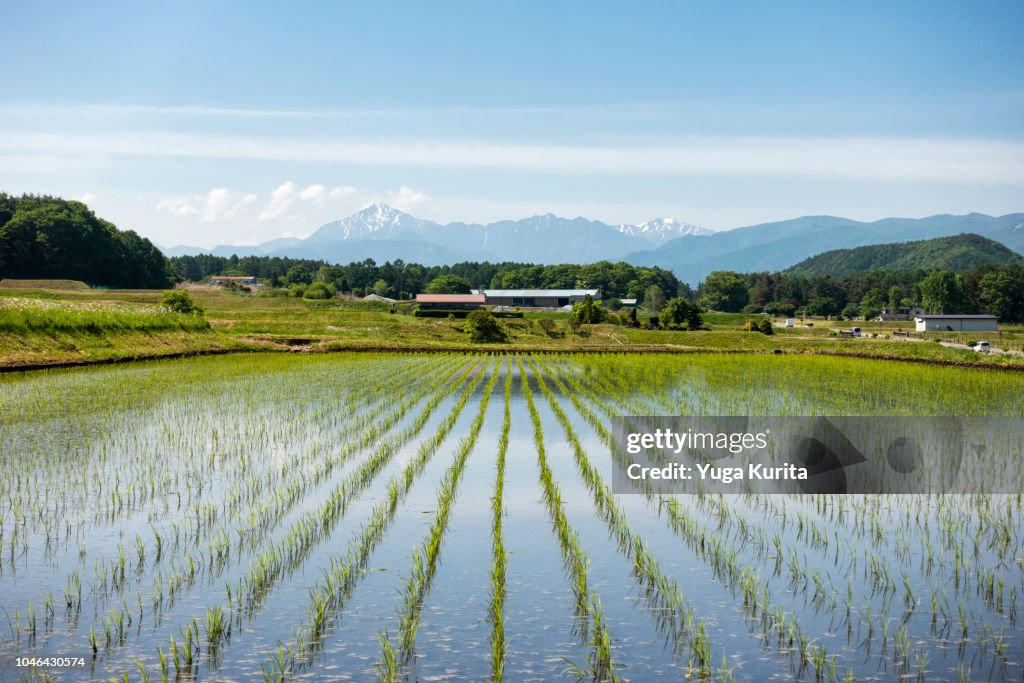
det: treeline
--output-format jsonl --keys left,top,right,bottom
{"left": 169, "top": 254, "right": 686, "bottom": 300}
{"left": 0, "top": 194, "right": 173, "bottom": 288}
{"left": 696, "top": 265, "right": 1024, "bottom": 322}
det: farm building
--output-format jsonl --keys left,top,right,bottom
{"left": 482, "top": 289, "right": 601, "bottom": 308}
{"left": 879, "top": 306, "right": 924, "bottom": 321}
{"left": 914, "top": 314, "right": 998, "bottom": 332}
{"left": 210, "top": 276, "right": 257, "bottom": 286}
{"left": 415, "top": 293, "right": 486, "bottom": 310}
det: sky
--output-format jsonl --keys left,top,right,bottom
{"left": 1, "top": 0, "right": 1022, "bottom": 248}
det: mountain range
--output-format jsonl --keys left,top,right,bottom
{"left": 164, "top": 206, "right": 1024, "bottom": 285}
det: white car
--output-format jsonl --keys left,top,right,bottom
{"left": 973, "top": 341, "right": 991, "bottom": 353}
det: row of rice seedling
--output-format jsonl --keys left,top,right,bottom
{"left": 69, "top": 358, "right": 453, "bottom": 625}
{"left": 119, "top": 358, "right": 491, "bottom": 679}
{"left": 545, "top": 354, "right": 1022, "bottom": 680}
{"left": 528, "top": 357, "right": 732, "bottom": 677}
{"left": 19, "top": 356, "right": 455, "bottom": 650}
{"left": 376, "top": 360, "right": 502, "bottom": 680}
{"left": 542, "top": 358, "right": 846, "bottom": 678}
{"left": 517, "top": 356, "right": 617, "bottom": 683}
{"left": 489, "top": 360, "right": 512, "bottom": 682}
{"left": 251, "top": 358, "right": 501, "bottom": 681}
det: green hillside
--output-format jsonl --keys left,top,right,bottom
{"left": 783, "top": 233, "right": 1023, "bottom": 278}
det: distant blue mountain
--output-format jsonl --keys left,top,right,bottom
{"left": 162, "top": 206, "right": 1024, "bottom": 286}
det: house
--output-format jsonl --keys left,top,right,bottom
{"left": 879, "top": 306, "right": 924, "bottom": 321}
{"left": 482, "top": 289, "right": 601, "bottom": 308}
{"left": 619, "top": 298, "right": 638, "bottom": 309}
{"left": 210, "top": 276, "right": 257, "bottom": 286}
{"left": 415, "top": 293, "right": 486, "bottom": 310}
{"left": 914, "top": 314, "right": 998, "bottom": 332}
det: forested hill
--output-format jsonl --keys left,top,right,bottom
{"left": 0, "top": 194, "right": 173, "bottom": 288}
{"left": 784, "top": 233, "right": 1023, "bottom": 278}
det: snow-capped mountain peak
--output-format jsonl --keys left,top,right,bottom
{"left": 616, "top": 218, "right": 713, "bottom": 245}
{"left": 309, "top": 203, "right": 440, "bottom": 241}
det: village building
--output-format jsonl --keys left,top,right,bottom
{"left": 481, "top": 289, "right": 601, "bottom": 308}
{"left": 210, "top": 276, "right": 257, "bottom": 286}
{"left": 914, "top": 314, "right": 998, "bottom": 332}
{"left": 879, "top": 306, "right": 924, "bottom": 321}
{"left": 414, "top": 293, "right": 486, "bottom": 310}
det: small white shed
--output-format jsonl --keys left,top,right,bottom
{"left": 914, "top": 314, "right": 998, "bottom": 332}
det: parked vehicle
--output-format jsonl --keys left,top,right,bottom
{"left": 852, "top": 327, "right": 861, "bottom": 337}
{"left": 973, "top": 341, "right": 991, "bottom": 353}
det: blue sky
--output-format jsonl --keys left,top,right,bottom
{"left": 1, "top": 1, "right": 1022, "bottom": 247}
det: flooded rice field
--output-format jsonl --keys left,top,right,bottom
{"left": 0, "top": 352, "right": 1022, "bottom": 682}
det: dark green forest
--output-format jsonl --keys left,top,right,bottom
{"left": 784, "top": 233, "right": 1023, "bottom": 278}
{"left": 0, "top": 194, "right": 172, "bottom": 288}
{"left": 169, "top": 253, "right": 686, "bottom": 301}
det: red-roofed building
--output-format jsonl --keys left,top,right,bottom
{"left": 415, "top": 293, "right": 486, "bottom": 310}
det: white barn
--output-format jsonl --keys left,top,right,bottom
{"left": 914, "top": 314, "right": 998, "bottom": 332}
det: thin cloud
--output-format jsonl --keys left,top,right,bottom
{"left": 8, "top": 131, "right": 1024, "bottom": 185}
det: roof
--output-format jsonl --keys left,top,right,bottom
{"left": 482, "top": 289, "right": 601, "bottom": 297}
{"left": 914, "top": 314, "right": 998, "bottom": 319}
{"left": 210, "top": 275, "right": 256, "bottom": 280}
{"left": 362, "top": 293, "right": 396, "bottom": 303}
{"left": 415, "top": 293, "right": 486, "bottom": 303}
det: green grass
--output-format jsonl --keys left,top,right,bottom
{"left": 2, "top": 285, "right": 1023, "bottom": 369}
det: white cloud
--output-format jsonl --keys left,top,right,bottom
{"left": 387, "top": 185, "right": 429, "bottom": 210}
{"left": 156, "top": 196, "right": 199, "bottom": 217}
{"left": 157, "top": 189, "right": 257, "bottom": 222}
{"left": 329, "top": 185, "right": 357, "bottom": 198}
{"left": 299, "top": 184, "right": 326, "bottom": 202}
{"left": 258, "top": 181, "right": 297, "bottom": 222}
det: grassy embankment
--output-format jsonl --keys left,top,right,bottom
{"left": 2, "top": 281, "right": 1023, "bottom": 369}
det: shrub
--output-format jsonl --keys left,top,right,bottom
{"left": 757, "top": 318, "right": 774, "bottom": 335}
{"left": 159, "top": 290, "right": 204, "bottom": 315}
{"left": 571, "top": 295, "right": 606, "bottom": 324}
{"left": 463, "top": 310, "right": 507, "bottom": 343}
{"left": 303, "top": 282, "right": 336, "bottom": 300}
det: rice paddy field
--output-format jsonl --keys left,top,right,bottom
{"left": 0, "top": 352, "right": 1022, "bottom": 682}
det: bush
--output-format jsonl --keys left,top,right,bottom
{"left": 571, "top": 295, "right": 606, "bottom": 324}
{"left": 159, "top": 290, "right": 204, "bottom": 315}
{"left": 463, "top": 310, "right": 507, "bottom": 343}
{"left": 535, "top": 318, "right": 558, "bottom": 337}
{"left": 302, "top": 282, "right": 336, "bottom": 300}
{"left": 758, "top": 318, "right": 774, "bottom": 335}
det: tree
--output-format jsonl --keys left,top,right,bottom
{"left": 698, "top": 271, "right": 749, "bottom": 312}
{"left": 888, "top": 284, "right": 903, "bottom": 313}
{"left": 978, "top": 267, "right": 1024, "bottom": 322}
{"left": 859, "top": 288, "right": 885, "bottom": 320}
{"left": 571, "top": 294, "right": 606, "bottom": 324}
{"left": 660, "top": 297, "right": 692, "bottom": 329}
{"left": 372, "top": 279, "right": 391, "bottom": 296}
{"left": 425, "top": 274, "right": 472, "bottom": 294}
{"left": 757, "top": 317, "right": 774, "bottom": 335}
{"left": 642, "top": 284, "right": 665, "bottom": 313}
{"left": 285, "top": 264, "right": 312, "bottom": 285}
{"left": 159, "top": 290, "right": 204, "bottom": 315}
{"left": 919, "top": 270, "right": 964, "bottom": 314}
{"left": 463, "top": 310, "right": 507, "bottom": 343}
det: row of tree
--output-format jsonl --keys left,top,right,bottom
{"left": 0, "top": 194, "right": 172, "bottom": 288}
{"left": 169, "top": 254, "right": 685, "bottom": 300}
{"left": 694, "top": 265, "right": 1024, "bottom": 322}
